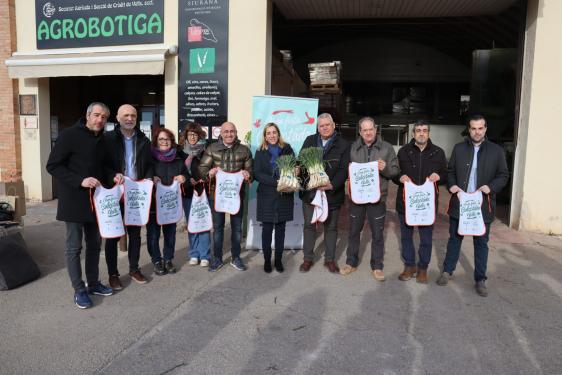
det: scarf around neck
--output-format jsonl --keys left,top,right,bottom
{"left": 151, "top": 146, "right": 177, "bottom": 162}
{"left": 267, "top": 144, "right": 282, "bottom": 170}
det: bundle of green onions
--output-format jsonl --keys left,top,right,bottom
{"left": 276, "top": 155, "right": 300, "bottom": 193}
{"left": 299, "top": 147, "right": 330, "bottom": 190}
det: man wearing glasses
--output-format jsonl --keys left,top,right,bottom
{"left": 199, "top": 122, "right": 252, "bottom": 272}
{"left": 104, "top": 104, "right": 154, "bottom": 289}
{"left": 394, "top": 120, "right": 447, "bottom": 283}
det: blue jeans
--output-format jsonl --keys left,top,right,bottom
{"left": 182, "top": 197, "right": 211, "bottom": 260}
{"left": 65, "top": 222, "right": 101, "bottom": 292}
{"left": 443, "top": 217, "right": 491, "bottom": 282}
{"left": 210, "top": 198, "right": 243, "bottom": 260}
{"left": 399, "top": 214, "right": 434, "bottom": 269}
{"left": 146, "top": 213, "right": 177, "bottom": 263}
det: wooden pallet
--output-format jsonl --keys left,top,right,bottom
{"left": 309, "top": 83, "right": 341, "bottom": 93}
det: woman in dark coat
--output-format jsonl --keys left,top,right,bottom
{"left": 147, "top": 128, "right": 188, "bottom": 276}
{"left": 253, "top": 123, "right": 295, "bottom": 273}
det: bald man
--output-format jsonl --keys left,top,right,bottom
{"left": 199, "top": 122, "right": 253, "bottom": 272}
{"left": 104, "top": 104, "right": 154, "bottom": 289}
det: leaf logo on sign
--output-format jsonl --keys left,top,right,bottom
{"left": 189, "top": 48, "right": 215, "bottom": 74}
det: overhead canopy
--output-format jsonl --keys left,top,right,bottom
{"left": 5, "top": 48, "right": 170, "bottom": 78}
{"left": 274, "top": 0, "right": 519, "bottom": 19}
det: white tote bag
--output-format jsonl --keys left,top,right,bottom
{"left": 123, "top": 177, "right": 154, "bottom": 226}
{"left": 155, "top": 180, "right": 184, "bottom": 225}
{"left": 348, "top": 161, "right": 380, "bottom": 204}
{"left": 214, "top": 170, "right": 244, "bottom": 215}
{"left": 457, "top": 190, "right": 486, "bottom": 236}
{"left": 188, "top": 190, "right": 213, "bottom": 233}
{"left": 404, "top": 179, "right": 436, "bottom": 226}
{"left": 93, "top": 185, "right": 125, "bottom": 239}
{"left": 311, "top": 190, "right": 329, "bottom": 224}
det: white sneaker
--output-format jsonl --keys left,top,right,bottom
{"left": 188, "top": 258, "right": 199, "bottom": 266}
{"left": 200, "top": 259, "right": 209, "bottom": 267}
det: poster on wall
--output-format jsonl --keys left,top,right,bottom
{"left": 246, "top": 95, "right": 319, "bottom": 250}
{"left": 178, "top": 0, "right": 229, "bottom": 137}
{"left": 35, "top": 0, "right": 164, "bottom": 49}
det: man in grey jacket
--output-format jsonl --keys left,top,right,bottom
{"left": 340, "top": 117, "right": 399, "bottom": 281}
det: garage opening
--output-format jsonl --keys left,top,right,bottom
{"left": 271, "top": 0, "right": 525, "bottom": 223}
{"left": 49, "top": 74, "right": 164, "bottom": 196}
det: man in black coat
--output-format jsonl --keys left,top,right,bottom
{"left": 299, "top": 113, "right": 350, "bottom": 273}
{"left": 436, "top": 114, "right": 509, "bottom": 296}
{"left": 394, "top": 121, "right": 447, "bottom": 283}
{"left": 46, "top": 102, "right": 118, "bottom": 309}
{"left": 104, "top": 104, "right": 154, "bottom": 289}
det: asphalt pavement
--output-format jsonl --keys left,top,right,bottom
{"left": 1, "top": 195, "right": 562, "bottom": 375}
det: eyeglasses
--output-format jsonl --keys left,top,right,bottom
{"left": 158, "top": 138, "right": 171, "bottom": 142}
{"left": 187, "top": 133, "right": 198, "bottom": 138}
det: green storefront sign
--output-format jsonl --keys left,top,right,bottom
{"left": 35, "top": 1, "right": 164, "bottom": 49}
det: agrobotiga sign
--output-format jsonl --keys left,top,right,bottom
{"left": 35, "top": 1, "right": 164, "bottom": 49}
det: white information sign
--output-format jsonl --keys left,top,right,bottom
{"left": 93, "top": 185, "right": 125, "bottom": 239}
{"left": 155, "top": 181, "right": 183, "bottom": 225}
{"left": 123, "top": 177, "right": 153, "bottom": 226}
{"left": 214, "top": 170, "right": 244, "bottom": 215}
{"left": 458, "top": 191, "right": 486, "bottom": 236}
{"left": 404, "top": 179, "right": 436, "bottom": 226}
{"left": 349, "top": 161, "right": 380, "bottom": 204}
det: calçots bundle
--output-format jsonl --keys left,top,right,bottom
{"left": 276, "top": 155, "right": 300, "bottom": 193}
{"left": 299, "top": 147, "right": 330, "bottom": 190}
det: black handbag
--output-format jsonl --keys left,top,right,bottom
{"left": 0, "top": 202, "right": 15, "bottom": 222}
{"left": 0, "top": 231, "right": 40, "bottom": 290}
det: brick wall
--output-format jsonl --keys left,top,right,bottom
{"left": 0, "top": 0, "right": 22, "bottom": 183}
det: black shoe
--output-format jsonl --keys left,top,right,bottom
{"left": 475, "top": 280, "right": 488, "bottom": 297}
{"left": 165, "top": 260, "right": 177, "bottom": 274}
{"left": 154, "top": 261, "right": 167, "bottom": 276}
{"left": 274, "top": 258, "right": 284, "bottom": 273}
{"left": 264, "top": 259, "right": 272, "bottom": 273}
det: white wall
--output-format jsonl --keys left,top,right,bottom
{"left": 228, "top": 0, "right": 272, "bottom": 139}
{"left": 512, "top": 0, "right": 562, "bottom": 234}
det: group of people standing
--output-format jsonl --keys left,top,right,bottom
{"left": 47, "top": 101, "right": 508, "bottom": 310}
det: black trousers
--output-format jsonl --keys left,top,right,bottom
{"left": 346, "top": 201, "right": 386, "bottom": 270}
{"left": 261, "top": 221, "right": 286, "bottom": 261}
{"left": 105, "top": 225, "right": 142, "bottom": 275}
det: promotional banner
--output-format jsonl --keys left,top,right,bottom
{"left": 93, "top": 185, "right": 125, "bottom": 239}
{"left": 178, "top": 0, "right": 229, "bottom": 136}
{"left": 35, "top": 0, "right": 164, "bottom": 49}
{"left": 404, "top": 179, "right": 435, "bottom": 226}
{"left": 458, "top": 191, "right": 486, "bottom": 236}
{"left": 123, "top": 177, "right": 153, "bottom": 226}
{"left": 246, "top": 95, "right": 319, "bottom": 250}
{"left": 155, "top": 181, "right": 183, "bottom": 225}
{"left": 348, "top": 161, "right": 380, "bottom": 204}
{"left": 188, "top": 190, "right": 213, "bottom": 234}
{"left": 214, "top": 170, "right": 244, "bottom": 215}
